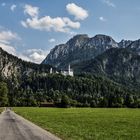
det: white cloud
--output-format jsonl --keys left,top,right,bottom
{"left": 63, "top": 17, "right": 80, "bottom": 28}
{"left": 0, "top": 30, "right": 19, "bottom": 43}
{"left": 20, "top": 49, "right": 49, "bottom": 63}
{"left": 49, "top": 38, "right": 55, "bottom": 43}
{"left": 99, "top": 16, "right": 107, "bottom": 22}
{"left": 66, "top": 3, "right": 88, "bottom": 20}
{"left": 21, "top": 16, "right": 80, "bottom": 33}
{"left": 1, "top": 3, "right": 6, "bottom": 7}
{"left": 18, "top": 53, "right": 31, "bottom": 62}
{"left": 0, "top": 30, "right": 20, "bottom": 55}
{"left": 0, "top": 43, "right": 16, "bottom": 55}
{"left": 22, "top": 4, "right": 81, "bottom": 34}
{"left": 11, "top": 4, "right": 16, "bottom": 11}
{"left": 103, "top": 0, "right": 116, "bottom": 8}
{"left": 24, "top": 4, "right": 39, "bottom": 17}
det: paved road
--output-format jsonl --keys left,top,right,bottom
{"left": 0, "top": 109, "right": 61, "bottom": 140}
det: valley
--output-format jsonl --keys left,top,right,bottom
{"left": 0, "top": 1, "right": 140, "bottom": 140}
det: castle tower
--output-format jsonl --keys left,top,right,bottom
{"left": 68, "top": 64, "right": 74, "bottom": 76}
{"left": 68, "top": 64, "right": 71, "bottom": 73}
{"left": 50, "top": 68, "right": 53, "bottom": 74}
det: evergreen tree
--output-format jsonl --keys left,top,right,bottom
{"left": 0, "top": 82, "right": 8, "bottom": 106}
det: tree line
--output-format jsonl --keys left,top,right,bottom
{"left": 0, "top": 73, "right": 139, "bottom": 108}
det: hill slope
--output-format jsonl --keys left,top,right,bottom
{"left": 72, "top": 48, "right": 140, "bottom": 90}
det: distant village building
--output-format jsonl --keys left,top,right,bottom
{"left": 49, "top": 64, "right": 74, "bottom": 77}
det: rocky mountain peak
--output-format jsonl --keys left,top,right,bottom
{"left": 86, "top": 34, "right": 118, "bottom": 51}
{"left": 42, "top": 34, "right": 119, "bottom": 68}
{"left": 66, "top": 34, "right": 89, "bottom": 48}
{"left": 128, "top": 39, "right": 140, "bottom": 48}
{"left": 118, "top": 39, "right": 133, "bottom": 48}
{"left": 126, "top": 39, "right": 140, "bottom": 55}
{"left": 42, "top": 34, "right": 140, "bottom": 68}
{"left": 93, "top": 34, "right": 114, "bottom": 40}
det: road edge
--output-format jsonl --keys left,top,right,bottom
{"left": 12, "top": 111, "right": 61, "bottom": 140}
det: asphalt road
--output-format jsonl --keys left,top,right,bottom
{"left": 0, "top": 109, "right": 61, "bottom": 140}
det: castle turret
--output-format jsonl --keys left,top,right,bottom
{"left": 68, "top": 64, "right": 71, "bottom": 73}
{"left": 50, "top": 68, "right": 53, "bottom": 74}
{"left": 68, "top": 64, "right": 74, "bottom": 77}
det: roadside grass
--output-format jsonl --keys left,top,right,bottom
{"left": 0, "top": 108, "right": 3, "bottom": 113}
{"left": 14, "top": 108, "right": 140, "bottom": 140}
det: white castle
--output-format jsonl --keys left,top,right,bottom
{"left": 61, "top": 64, "right": 74, "bottom": 77}
{"left": 50, "top": 64, "right": 74, "bottom": 77}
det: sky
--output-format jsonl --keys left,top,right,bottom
{"left": 0, "top": 0, "right": 140, "bottom": 63}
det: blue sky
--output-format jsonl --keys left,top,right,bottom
{"left": 0, "top": 0, "right": 140, "bottom": 63}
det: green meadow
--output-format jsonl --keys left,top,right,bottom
{"left": 14, "top": 108, "right": 140, "bottom": 140}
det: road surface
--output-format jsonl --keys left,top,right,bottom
{"left": 0, "top": 109, "right": 61, "bottom": 140}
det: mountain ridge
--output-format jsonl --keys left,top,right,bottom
{"left": 42, "top": 34, "right": 140, "bottom": 68}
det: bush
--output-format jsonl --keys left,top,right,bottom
{"left": 61, "top": 95, "right": 70, "bottom": 108}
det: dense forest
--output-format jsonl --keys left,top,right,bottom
{"left": 0, "top": 73, "right": 139, "bottom": 108}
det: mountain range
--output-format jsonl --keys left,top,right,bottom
{"left": 42, "top": 34, "right": 140, "bottom": 91}
{"left": 42, "top": 34, "right": 140, "bottom": 68}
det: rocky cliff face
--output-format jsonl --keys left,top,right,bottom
{"left": 42, "top": 34, "right": 119, "bottom": 68}
{"left": 0, "top": 47, "right": 51, "bottom": 82}
{"left": 118, "top": 40, "right": 133, "bottom": 48}
{"left": 127, "top": 39, "right": 140, "bottom": 55}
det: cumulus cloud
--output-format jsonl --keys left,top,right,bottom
{"left": 11, "top": 4, "right": 16, "bottom": 11}
{"left": 21, "top": 16, "right": 80, "bottom": 33}
{"left": 0, "top": 43, "right": 16, "bottom": 55}
{"left": 0, "top": 30, "right": 20, "bottom": 55}
{"left": 49, "top": 38, "right": 55, "bottom": 43}
{"left": 66, "top": 3, "right": 88, "bottom": 20}
{"left": 99, "top": 16, "right": 107, "bottom": 22}
{"left": 103, "top": 0, "right": 116, "bottom": 8}
{"left": 21, "top": 4, "right": 81, "bottom": 34}
{"left": 24, "top": 4, "right": 39, "bottom": 17}
{"left": 20, "top": 49, "right": 49, "bottom": 63}
{"left": 0, "top": 30, "right": 19, "bottom": 43}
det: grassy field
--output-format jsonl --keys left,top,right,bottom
{"left": 14, "top": 108, "right": 140, "bottom": 140}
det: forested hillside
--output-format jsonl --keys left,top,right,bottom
{"left": 0, "top": 40, "right": 140, "bottom": 108}
{"left": 72, "top": 48, "right": 140, "bottom": 91}
{"left": 8, "top": 73, "right": 140, "bottom": 108}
